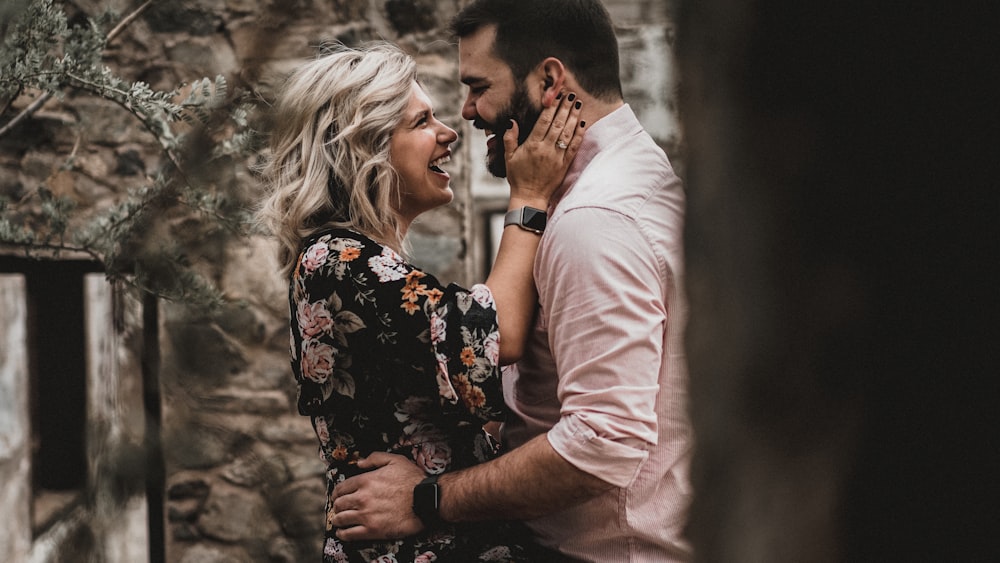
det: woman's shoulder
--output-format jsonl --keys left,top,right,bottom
{"left": 298, "top": 228, "right": 391, "bottom": 261}
{"left": 303, "top": 226, "right": 375, "bottom": 247}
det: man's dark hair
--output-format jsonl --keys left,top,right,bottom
{"left": 450, "top": 0, "right": 623, "bottom": 101}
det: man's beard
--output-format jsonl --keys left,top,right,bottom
{"left": 477, "top": 84, "right": 541, "bottom": 178}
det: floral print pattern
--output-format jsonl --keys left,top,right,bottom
{"left": 289, "top": 229, "right": 532, "bottom": 562}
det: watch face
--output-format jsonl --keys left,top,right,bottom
{"left": 522, "top": 207, "right": 547, "bottom": 231}
{"left": 414, "top": 481, "right": 439, "bottom": 513}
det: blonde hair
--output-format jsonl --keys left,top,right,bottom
{"left": 257, "top": 41, "right": 417, "bottom": 278}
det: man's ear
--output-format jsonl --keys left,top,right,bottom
{"left": 538, "top": 57, "right": 567, "bottom": 107}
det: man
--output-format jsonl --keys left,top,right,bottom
{"left": 330, "top": 1, "right": 691, "bottom": 560}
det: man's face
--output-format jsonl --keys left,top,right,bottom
{"left": 459, "top": 25, "right": 543, "bottom": 178}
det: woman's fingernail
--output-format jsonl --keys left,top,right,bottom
{"left": 575, "top": 100, "right": 582, "bottom": 109}
{"left": 568, "top": 93, "right": 576, "bottom": 102}
{"left": 556, "top": 91, "right": 563, "bottom": 100}
{"left": 580, "top": 121, "right": 586, "bottom": 128}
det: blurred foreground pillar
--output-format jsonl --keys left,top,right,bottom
{"left": 676, "top": 1, "right": 996, "bottom": 561}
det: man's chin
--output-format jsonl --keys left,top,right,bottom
{"left": 486, "top": 149, "right": 507, "bottom": 178}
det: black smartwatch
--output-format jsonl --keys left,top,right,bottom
{"left": 412, "top": 475, "right": 443, "bottom": 527}
{"left": 504, "top": 206, "right": 547, "bottom": 234}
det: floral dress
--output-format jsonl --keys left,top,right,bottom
{"left": 289, "top": 228, "right": 533, "bottom": 563}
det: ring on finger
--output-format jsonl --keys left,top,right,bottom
{"left": 555, "top": 140, "right": 569, "bottom": 150}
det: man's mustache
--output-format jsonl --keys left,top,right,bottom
{"left": 473, "top": 117, "right": 509, "bottom": 135}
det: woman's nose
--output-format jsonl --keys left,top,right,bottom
{"left": 441, "top": 124, "right": 458, "bottom": 143}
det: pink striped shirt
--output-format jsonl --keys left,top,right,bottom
{"left": 502, "top": 104, "right": 692, "bottom": 562}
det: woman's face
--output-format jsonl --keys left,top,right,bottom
{"left": 389, "top": 82, "right": 459, "bottom": 223}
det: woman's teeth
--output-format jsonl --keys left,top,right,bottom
{"left": 429, "top": 155, "right": 450, "bottom": 172}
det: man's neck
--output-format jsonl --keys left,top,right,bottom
{"left": 576, "top": 97, "right": 624, "bottom": 129}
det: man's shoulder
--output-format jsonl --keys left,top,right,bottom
{"left": 604, "top": 129, "right": 673, "bottom": 179}
{"left": 560, "top": 138, "right": 680, "bottom": 217}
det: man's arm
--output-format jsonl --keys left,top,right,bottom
{"left": 329, "top": 434, "right": 611, "bottom": 541}
{"left": 439, "top": 433, "right": 611, "bottom": 522}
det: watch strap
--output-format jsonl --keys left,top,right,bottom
{"left": 503, "top": 206, "right": 547, "bottom": 234}
{"left": 412, "top": 474, "right": 442, "bottom": 527}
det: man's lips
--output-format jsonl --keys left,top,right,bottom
{"left": 476, "top": 118, "right": 510, "bottom": 155}
{"left": 485, "top": 128, "right": 507, "bottom": 154}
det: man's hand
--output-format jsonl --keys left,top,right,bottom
{"left": 329, "top": 453, "right": 427, "bottom": 541}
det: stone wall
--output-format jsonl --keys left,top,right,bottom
{"left": 2, "top": 1, "right": 677, "bottom": 561}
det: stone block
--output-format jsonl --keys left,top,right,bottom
{"left": 285, "top": 452, "right": 326, "bottom": 481}
{"left": 227, "top": 353, "right": 293, "bottom": 392}
{"left": 257, "top": 415, "right": 317, "bottom": 445}
{"left": 267, "top": 535, "right": 300, "bottom": 563}
{"left": 166, "top": 35, "right": 240, "bottom": 78}
{"left": 177, "top": 543, "right": 249, "bottom": 563}
{"left": 168, "top": 497, "right": 203, "bottom": 521}
{"left": 204, "top": 388, "right": 289, "bottom": 415}
{"left": 73, "top": 98, "right": 148, "bottom": 145}
{"left": 213, "top": 301, "right": 266, "bottom": 345}
{"left": 165, "top": 320, "right": 249, "bottom": 380}
{"left": 270, "top": 480, "right": 326, "bottom": 539}
{"left": 167, "top": 474, "right": 212, "bottom": 500}
{"left": 143, "top": 1, "right": 223, "bottom": 36}
{"left": 164, "top": 419, "right": 242, "bottom": 469}
{"left": 221, "top": 448, "right": 290, "bottom": 488}
{"left": 197, "top": 482, "right": 281, "bottom": 543}
{"left": 384, "top": 0, "right": 438, "bottom": 35}
{"left": 172, "top": 520, "right": 202, "bottom": 541}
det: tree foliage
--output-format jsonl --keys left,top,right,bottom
{"left": 0, "top": 0, "right": 262, "bottom": 308}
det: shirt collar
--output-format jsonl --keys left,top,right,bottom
{"left": 551, "top": 103, "right": 640, "bottom": 209}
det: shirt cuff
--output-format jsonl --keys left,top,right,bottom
{"left": 546, "top": 412, "right": 649, "bottom": 488}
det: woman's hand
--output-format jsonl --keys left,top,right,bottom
{"left": 504, "top": 92, "right": 585, "bottom": 206}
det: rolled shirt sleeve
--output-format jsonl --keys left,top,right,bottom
{"left": 541, "top": 207, "right": 667, "bottom": 488}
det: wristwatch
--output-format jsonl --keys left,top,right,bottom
{"left": 412, "top": 474, "right": 443, "bottom": 527}
{"left": 503, "top": 206, "right": 547, "bottom": 234}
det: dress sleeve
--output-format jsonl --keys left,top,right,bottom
{"left": 289, "top": 234, "right": 370, "bottom": 417}
{"left": 427, "top": 282, "right": 507, "bottom": 422}
{"left": 365, "top": 242, "right": 507, "bottom": 423}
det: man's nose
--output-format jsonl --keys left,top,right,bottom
{"left": 461, "top": 94, "right": 477, "bottom": 121}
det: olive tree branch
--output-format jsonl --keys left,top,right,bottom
{"left": 0, "top": 0, "right": 153, "bottom": 138}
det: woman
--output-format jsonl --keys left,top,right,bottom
{"left": 257, "top": 42, "right": 583, "bottom": 562}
